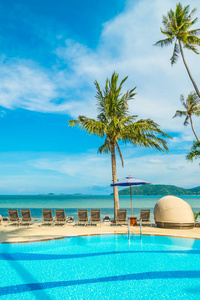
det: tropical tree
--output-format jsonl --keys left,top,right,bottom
{"left": 186, "top": 141, "right": 200, "bottom": 161}
{"left": 173, "top": 92, "right": 200, "bottom": 141}
{"left": 155, "top": 3, "right": 200, "bottom": 97}
{"left": 68, "top": 72, "right": 171, "bottom": 221}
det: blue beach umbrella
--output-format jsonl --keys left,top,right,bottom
{"left": 111, "top": 175, "right": 150, "bottom": 217}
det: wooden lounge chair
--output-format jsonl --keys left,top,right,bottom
{"left": 54, "top": 209, "right": 66, "bottom": 225}
{"left": 8, "top": 209, "right": 21, "bottom": 225}
{"left": 90, "top": 209, "right": 101, "bottom": 226}
{"left": 77, "top": 209, "right": 89, "bottom": 226}
{"left": 116, "top": 209, "right": 127, "bottom": 225}
{"left": 41, "top": 209, "right": 54, "bottom": 225}
{"left": 138, "top": 209, "right": 152, "bottom": 226}
{"left": 20, "top": 209, "right": 38, "bottom": 225}
{"left": 0, "top": 215, "right": 2, "bottom": 225}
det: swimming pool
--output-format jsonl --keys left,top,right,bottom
{"left": 0, "top": 234, "right": 200, "bottom": 299}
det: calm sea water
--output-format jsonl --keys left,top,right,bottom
{"left": 0, "top": 195, "right": 199, "bottom": 222}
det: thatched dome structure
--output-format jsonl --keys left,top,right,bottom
{"left": 154, "top": 195, "right": 194, "bottom": 229}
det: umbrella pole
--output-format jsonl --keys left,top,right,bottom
{"left": 130, "top": 185, "right": 133, "bottom": 217}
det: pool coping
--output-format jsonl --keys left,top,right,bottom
{"left": 1, "top": 231, "right": 200, "bottom": 244}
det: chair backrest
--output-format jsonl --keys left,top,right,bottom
{"left": 55, "top": 209, "right": 66, "bottom": 221}
{"left": 91, "top": 209, "right": 101, "bottom": 222}
{"left": 140, "top": 209, "right": 150, "bottom": 221}
{"left": 8, "top": 209, "right": 19, "bottom": 221}
{"left": 117, "top": 209, "right": 127, "bottom": 221}
{"left": 21, "top": 209, "right": 31, "bottom": 221}
{"left": 42, "top": 209, "right": 53, "bottom": 221}
{"left": 78, "top": 209, "right": 88, "bottom": 221}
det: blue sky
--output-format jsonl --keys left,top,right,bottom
{"left": 0, "top": 0, "right": 200, "bottom": 194}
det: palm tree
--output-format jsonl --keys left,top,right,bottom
{"left": 68, "top": 72, "right": 171, "bottom": 221}
{"left": 155, "top": 3, "right": 200, "bottom": 97}
{"left": 173, "top": 92, "right": 200, "bottom": 141}
{"left": 186, "top": 141, "right": 200, "bottom": 161}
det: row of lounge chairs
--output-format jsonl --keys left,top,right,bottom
{"left": 76, "top": 209, "right": 152, "bottom": 226}
{"left": 2, "top": 208, "right": 152, "bottom": 226}
{"left": 5, "top": 209, "right": 74, "bottom": 226}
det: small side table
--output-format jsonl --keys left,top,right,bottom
{"left": 129, "top": 217, "right": 137, "bottom": 226}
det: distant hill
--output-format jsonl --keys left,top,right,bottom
{"left": 116, "top": 184, "right": 200, "bottom": 196}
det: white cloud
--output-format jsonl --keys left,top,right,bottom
{"left": 28, "top": 150, "right": 200, "bottom": 190}
{"left": 29, "top": 153, "right": 112, "bottom": 185}
{"left": 0, "top": 0, "right": 199, "bottom": 192}
{"left": 1, "top": 0, "right": 200, "bottom": 134}
{"left": 0, "top": 147, "right": 198, "bottom": 194}
{"left": 0, "top": 59, "right": 57, "bottom": 112}
{"left": 54, "top": 0, "right": 200, "bottom": 133}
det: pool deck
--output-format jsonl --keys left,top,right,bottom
{"left": 0, "top": 222, "right": 200, "bottom": 243}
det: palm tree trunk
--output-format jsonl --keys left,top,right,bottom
{"left": 110, "top": 142, "right": 119, "bottom": 221}
{"left": 179, "top": 40, "right": 200, "bottom": 98}
{"left": 189, "top": 115, "right": 200, "bottom": 142}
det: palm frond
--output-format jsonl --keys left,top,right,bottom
{"left": 188, "top": 29, "right": 200, "bottom": 36}
{"left": 184, "top": 43, "right": 200, "bottom": 54}
{"left": 120, "top": 119, "right": 171, "bottom": 152}
{"left": 68, "top": 119, "right": 80, "bottom": 127}
{"left": 183, "top": 115, "right": 189, "bottom": 126}
{"left": 154, "top": 37, "right": 174, "bottom": 47}
{"left": 173, "top": 110, "right": 187, "bottom": 118}
{"left": 170, "top": 42, "right": 180, "bottom": 65}
{"left": 69, "top": 116, "right": 106, "bottom": 137}
{"left": 186, "top": 141, "right": 200, "bottom": 161}
{"left": 189, "top": 7, "right": 198, "bottom": 19}
{"left": 116, "top": 142, "right": 124, "bottom": 167}
{"left": 97, "top": 138, "right": 111, "bottom": 154}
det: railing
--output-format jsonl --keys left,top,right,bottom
{"left": 128, "top": 217, "right": 130, "bottom": 237}
{"left": 127, "top": 217, "right": 142, "bottom": 238}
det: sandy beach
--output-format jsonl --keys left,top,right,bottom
{"left": 1, "top": 222, "right": 200, "bottom": 243}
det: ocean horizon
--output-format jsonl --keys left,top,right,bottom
{"left": 0, "top": 194, "right": 199, "bottom": 222}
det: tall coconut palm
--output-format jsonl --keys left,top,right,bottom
{"left": 186, "top": 141, "right": 200, "bottom": 162}
{"left": 173, "top": 92, "right": 200, "bottom": 141}
{"left": 155, "top": 3, "right": 200, "bottom": 97}
{"left": 68, "top": 72, "right": 171, "bottom": 221}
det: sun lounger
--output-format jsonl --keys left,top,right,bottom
{"left": 90, "top": 209, "right": 101, "bottom": 226}
{"left": 103, "top": 215, "right": 111, "bottom": 223}
{"left": 0, "top": 215, "right": 2, "bottom": 225}
{"left": 116, "top": 209, "right": 127, "bottom": 225}
{"left": 77, "top": 209, "right": 89, "bottom": 226}
{"left": 8, "top": 209, "right": 21, "bottom": 225}
{"left": 41, "top": 209, "right": 54, "bottom": 225}
{"left": 20, "top": 209, "right": 38, "bottom": 225}
{"left": 54, "top": 209, "right": 66, "bottom": 225}
{"left": 138, "top": 209, "right": 152, "bottom": 226}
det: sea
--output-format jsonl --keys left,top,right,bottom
{"left": 0, "top": 195, "right": 199, "bottom": 222}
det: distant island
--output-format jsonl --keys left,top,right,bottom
{"left": 114, "top": 184, "right": 200, "bottom": 196}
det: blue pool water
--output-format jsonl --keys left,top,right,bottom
{"left": 0, "top": 234, "right": 200, "bottom": 300}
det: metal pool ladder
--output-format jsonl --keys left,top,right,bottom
{"left": 140, "top": 218, "right": 142, "bottom": 239}
{"left": 127, "top": 218, "right": 142, "bottom": 239}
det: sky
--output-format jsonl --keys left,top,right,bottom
{"left": 0, "top": 0, "right": 200, "bottom": 195}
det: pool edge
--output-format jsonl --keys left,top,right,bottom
{"left": 1, "top": 231, "right": 200, "bottom": 244}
